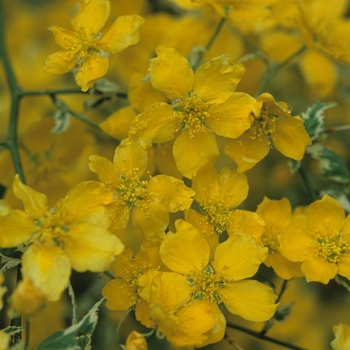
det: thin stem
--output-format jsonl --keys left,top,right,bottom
{"left": 68, "top": 109, "right": 102, "bottom": 131}
{"left": 277, "top": 279, "right": 288, "bottom": 303}
{"left": 192, "top": 16, "right": 226, "bottom": 71}
{"left": 327, "top": 124, "right": 350, "bottom": 133}
{"left": 25, "top": 319, "right": 30, "bottom": 350}
{"left": 255, "top": 45, "right": 307, "bottom": 97}
{"left": 298, "top": 166, "right": 318, "bottom": 202}
{"left": 0, "top": 0, "right": 25, "bottom": 184}
{"left": 226, "top": 322, "right": 307, "bottom": 350}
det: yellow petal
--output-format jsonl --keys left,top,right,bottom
{"left": 149, "top": 46, "right": 194, "bottom": 100}
{"left": 214, "top": 234, "right": 267, "bottom": 281}
{"left": 331, "top": 323, "right": 350, "bottom": 350}
{"left": 64, "top": 223, "right": 123, "bottom": 272}
{"left": 207, "top": 92, "right": 255, "bottom": 138}
{"left": 301, "top": 257, "right": 337, "bottom": 284}
{"left": 99, "top": 15, "right": 145, "bottom": 54}
{"left": 71, "top": 0, "right": 110, "bottom": 34}
{"left": 194, "top": 58, "right": 245, "bottom": 104}
{"left": 220, "top": 280, "right": 277, "bottom": 322}
{"left": 62, "top": 181, "right": 113, "bottom": 227}
{"left": 225, "top": 131, "right": 270, "bottom": 172}
{"left": 129, "top": 103, "right": 175, "bottom": 149}
{"left": 102, "top": 279, "right": 136, "bottom": 310}
{"left": 47, "top": 26, "right": 76, "bottom": 50}
{"left": 273, "top": 117, "right": 311, "bottom": 160}
{"left": 44, "top": 50, "right": 76, "bottom": 74}
{"left": 89, "top": 154, "right": 120, "bottom": 188}
{"left": 22, "top": 244, "right": 71, "bottom": 302}
{"left": 173, "top": 130, "right": 219, "bottom": 179}
{"left": 75, "top": 55, "right": 109, "bottom": 92}
{"left": 0, "top": 202, "right": 34, "bottom": 247}
{"left": 13, "top": 175, "right": 48, "bottom": 217}
{"left": 147, "top": 175, "right": 194, "bottom": 212}
{"left": 125, "top": 331, "right": 148, "bottom": 350}
{"left": 160, "top": 219, "right": 210, "bottom": 274}
{"left": 266, "top": 252, "right": 303, "bottom": 280}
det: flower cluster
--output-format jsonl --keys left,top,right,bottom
{"left": 1, "top": 0, "right": 350, "bottom": 349}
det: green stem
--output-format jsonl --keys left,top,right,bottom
{"left": 298, "top": 166, "right": 318, "bottom": 202}
{"left": 25, "top": 319, "right": 30, "bottom": 350}
{"left": 255, "top": 45, "right": 307, "bottom": 97}
{"left": 0, "top": 0, "right": 25, "bottom": 184}
{"left": 192, "top": 16, "right": 226, "bottom": 71}
{"left": 277, "top": 279, "right": 288, "bottom": 303}
{"left": 68, "top": 109, "right": 102, "bottom": 131}
{"left": 226, "top": 322, "right": 307, "bottom": 350}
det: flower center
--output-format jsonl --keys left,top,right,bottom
{"left": 173, "top": 94, "right": 211, "bottom": 137}
{"left": 261, "top": 223, "right": 281, "bottom": 253}
{"left": 188, "top": 265, "right": 226, "bottom": 303}
{"left": 116, "top": 169, "right": 150, "bottom": 210}
{"left": 315, "top": 232, "right": 349, "bottom": 264}
{"left": 200, "top": 200, "right": 229, "bottom": 235}
{"left": 74, "top": 29, "right": 101, "bottom": 61}
{"left": 249, "top": 107, "right": 277, "bottom": 143}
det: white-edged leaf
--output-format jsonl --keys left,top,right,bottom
{"left": 335, "top": 275, "right": 350, "bottom": 292}
{"left": 301, "top": 101, "right": 337, "bottom": 142}
{"left": 3, "top": 326, "right": 26, "bottom": 335}
{"left": 52, "top": 108, "right": 71, "bottom": 134}
{"left": 0, "top": 258, "right": 21, "bottom": 274}
{"left": 307, "top": 144, "right": 350, "bottom": 183}
{"left": 34, "top": 298, "right": 105, "bottom": 350}
{"left": 288, "top": 159, "right": 301, "bottom": 174}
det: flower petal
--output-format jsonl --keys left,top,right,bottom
{"left": 194, "top": 57, "right": 245, "bottom": 104}
{"left": 213, "top": 234, "right": 267, "bottom": 281}
{"left": 220, "top": 280, "right": 277, "bottom": 322}
{"left": 149, "top": 46, "right": 194, "bottom": 100}
{"left": 44, "top": 50, "right": 77, "bottom": 74}
{"left": 89, "top": 155, "right": 120, "bottom": 188}
{"left": 207, "top": 92, "right": 255, "bottom": 138}
{"left": 160, "top": 219, "right": 210, "bottom": 274}
{"left": 102, "top": 279, "right": 136, "bottom": 310}
{"left": 99, "top": 15, "right": 145, "bottom": 54}
{"left": 75, "top": 55, "right": 109, "bottom": 92}
{"left": 301, "top": 257, "right": 337, "bottom": 284}
{"left": 22, "top": 244, "right": 71, "bottom": 302}
{"left": 47, "top": 26, "right": 76, "bottom": 50}
{"left": 173, "top": 130, "right": 219, "bottom": 179}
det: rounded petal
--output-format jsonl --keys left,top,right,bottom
{"left": 173, "top": 130, "right": 219, "bottom": 179}
{"left": 149, "top": 46, "right": 194, "bottom": 100}
{"left": 213, "top": 234, "right": 267, "bottom": 281}
{"left": 129, "top": 103, "right": 176, "bottom": 149}
{"left": 0, "top": 202, "right": 35, "bottom": 247}
{"left": 22, "top": 244, "right": 71, "bottom": 302}
{"left": 160, "top": 219, "right": 210, "bottom": 274}
{"left": 113, "top": 138, "right": 148, "bottom": 176}
{"left": 273, "top": 117, "right": 311, "bottom": 160}
{"left": 13, "top": 175, "right": 48, "bottom": 217}
{"left": 147, "top": 175, "right": 194, "bottom": 212}
{"left": 225, "top": 132, "right": 270, "bottom": 172}
{"left": 89, "top": 155, "right": 120, "bottom": 188}
{"left": 307, "top": 195, "right": 346, "bottom": 235}
{"left": 63, "top": 223, "right": 124, "bottom": 272}
{"left": 71, "top": 0, "right": 110, "bottom": 34}
{"left": 331, "top": 323, "right": 350, "bottom": 350}
{"left": 99, "top": 15, "right": 145, "bottom": 54}
{"left": 62, "top": 181, "right": 114, "bottom": 227}
{"left": 220, "top": 280, "right": 277, "bottom": 322}
{"left": 44, "top": 50, "right": 76, "bottom": 74}
{"left": 301, "top": 258, "right": 337, "bottom": 284}
{"left": 47, "top": 26, "right": 76, "bottom": 50}
{"left": 266, "top": 252, "right": 303, "bottom": 280}
{"left": 102, "top": 279, "right": 136, "bottom": 310}
{"left": 75, "top": 55, "right": 109, "bottom": 92}
{"left": 194, "top": 58, "right": 245, "bottom": 104}
{"left": 207, "top": 92, "right": 255, "bottom": 138}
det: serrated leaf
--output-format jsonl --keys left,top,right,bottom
{"left": 307, "top": 144, "right": 350, "bottom": 183}
{"left": 35, "top": 298, "right": 105, "bottom": 350}
{"left": 52, "top": 108, "right": 71, "bottom": 134}
{"left": 0, "top": 247, "right": 22, "bottom": 260}
{"left": 301, "top": 101, "right": 337, "bottom": 141}
{"left": 288, "top": 159, "right": 301, "bottom": 174}
{"left": 0, "top": 259, "right": 21, "bottom": 274}
{"left": 3, "top": 326, "right": 26, "bottom": 335}
{"left": 335, "top": 275, "right": 350, "bottom": 292}
{"left": 77, "top": 335, "right": 91, "bottom": 350}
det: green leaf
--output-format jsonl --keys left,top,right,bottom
{"left": 0, "top": 247, "right": 22, "bottom": 260}
{"left": 335, "top": 275, "right": 350, "bottom": 292}
{"left": 307, "top": 144, "right": 350, "bottom": 183}
{"left": 301, "top": 101, "right": 337, "bottom": 142}
{"left": 34, "top": 298, "right": 105, "bottom": 350}
{"left": 288, "top": 159, "right": 301, "bottom": 174}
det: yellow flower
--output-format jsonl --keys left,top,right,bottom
{"left": 0, "top": 330, "right": 9, "bottom": 350}
{"left": 89, "top": 138, "right": 194, "bottom": 236}
{"left": 125, "top": 331, "right": 148, "bottom": 350}
{"left": 129, "top": 46, "right": 255, "bottom": 178}
{"left": 44, "top": 0, "right": 145, "bottom": 91}
{"left": 279, "top": 195, "right": 350, "bottom": 284}
{"left": 159, "top": 220, "right": 278, "bottom": 322}
{"left": 225, "top": 92, "right": 311, "bottom": 172}
{"left": 331, "top": 323, "right": 350, "bottom": 350}
{"left": 185, "top": 162, "right": 249, "bottom": 251}
{"left": 0, "top": 175, "right": 124, "bottom": 301}
{"left": 102, "top": 240, "right": 161, "bottom": 328}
